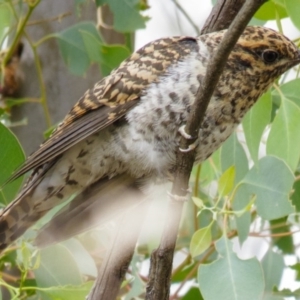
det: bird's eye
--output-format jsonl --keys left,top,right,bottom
{"left": 262, "top": 50, "right": 279, "bottom": 63}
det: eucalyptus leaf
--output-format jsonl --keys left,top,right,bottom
{"left": 200, "top": 149, "right": 221, "bottom": 186}
{"left": 39, "top": 282, "right": 93, "bottom": 300}
{"left": 237, "top": 156, "right": 294, "bottom": 220}
{"left": 272, "top": 79, "right": 300, "bottom": 107}
{"left": 34, "top": 244, "right": 83, "bottom": 288}
{"left": 198, "top": 235, "right": 264, "bottom": 300}
{"left": 182, "top": 287, "right": 204, "bottom": 300}
{"left": 0, "top": 123, "right": 25, "bottom": 206}
{"left": 267, "top": 97, "right": 300, "bottom": 171}
{"left": 218, "top": 166, "right": 235, "bottom": 197}
{"left": 285, "top": 0, "right": 300, "bottom": 30}
{"left": 190, "top": 223, "right": 212, "bottom": 257}
{"left": 255, "top": 0, "right": 288, "bottom": 20}
{"left": 262, "top": 249, "right": 284, "bottom": 292}
{"left": 56, "top": 22, "right": 102, "bottom": 76}
{"left": 220, "top": 133, "right": 248, "bottom": 184}
{"left": 243, "top": 92, "right": 271, "bottom": 164}
{"left": 80, "top": 30, "right": 130, "bottom": 76}
{"left": 96, "top": 0, "right": 147, "bottom": 32}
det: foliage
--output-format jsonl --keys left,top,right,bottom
{"left": 0, "top": 0, "right": 300, "bottom": 299}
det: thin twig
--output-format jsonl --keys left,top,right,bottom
{"left": 24, "top": 31, "right": 52, "bottom": 127}
{"left": 249, "top": 229, "right": 300, "bottom": 238}
{"left": 171, "top": 0, "right": 200, "bottom": 35}
{"left": 27, "top": 11, "right": 72, "bottom": 26}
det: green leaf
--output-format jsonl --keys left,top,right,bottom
{"left": 273, "top": 287, "right": 300, "bottom": 297}
{"left": 40, "top": 282, "right": 93, "bottom": 300}
{"left": 97, "top": 0, "right": 147, "bottom": 32}
{"left": 290, "top": 263, "right": 300, "bottom": 281}
{"left": 270, "top": 217, "right": 294, "bottom": 254}
{"left": 192, "top": 196, "right": 204, "bottom": 209}
{"left": 242, "top": 92, "right": 272, "bottom": 164}
{"left": 34, "top": 244, "right": 83, "bottom": 289}
{"left": 218, "top": 166, "right": 235, "bottom": 197}
{"left": 190, "top": 223, "right": 212, "bottom": 258}
{"left": 273, "top": 79, "right": 300, "bottom": 107}
{"left": 80, "top": 30, "right": 131, "bottom": 76}
{"left": 198, "top": 235, "right": 264, "bottom": 300}
{"left": 95, "top": 0, "right": 106, "bottom": 6}
{"left": 261, "top": 250, "right": 284, "bottom": 292}
{"left": 291, "top": 178, "right": 300, "bottom": 212}
{"left": 56, "top": 22, "right": 102, "bottom": 76}
{"left": 249, "top": 17, "right": 266, "bottom": 26}
{"left": 172, "top": 262, "right": 196, "bottom": 283}
{"left": 0, "top": 123, "right": 25, "bottom": 205}
{"left": 220, "top": 133, "right": 248, "bottom": 184}
{"left": 100, "top": 45, "right": 131, "bottom": 73}
{"left": 255, "top": 0, "right": 288, "bottom": 20}
{"left": 61, "top": 239, "right": 97, "bottom": 277}
{"left": 234, "top": 209, "right": 251, "bottom": 245}
{"left": 237, "top": 156, "right": 294, "bottom": 220}
{"left": 182, "top": 287, "right": 204, "bottom": 300}
{"left": 285, "top": 0, "right": 300, "bottom": 30}
{"left": 267, "top": 97, "right": 300, "bottom": 171}
{"left": 200, "top": 149, "right": 221, "bottom": 186}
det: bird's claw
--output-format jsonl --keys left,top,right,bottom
{"left": 178, "top": 125, "right": 193, "bottom": 139}
{"left": 178, "top": 125, "right": 199, "bottom": 152}
{"left": 167, "top": 191, "right": 189, "bottom": 202}
{"left": 179, "top": 139, "right": 199, "bottom": 152}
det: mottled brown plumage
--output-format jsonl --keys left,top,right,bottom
{"left": 1, "top": 26, "right": 300, "bottom": 250}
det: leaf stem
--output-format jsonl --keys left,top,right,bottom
{"left": 3, "top": 0, "right": 40, "bottom": 66}
{"left": 34, "top": 33, "right": 57, "bottom": 48}
{"left": 193, "top": 164, "right": 201, "bottom": 231}
{"left": 24, "top": 32, "right": 52, "bottom": 127}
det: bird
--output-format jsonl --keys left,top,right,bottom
{"left": 0, "top": 26, "right": 299, "bottom": 251}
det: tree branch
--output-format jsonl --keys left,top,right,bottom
{"left": 201, "top": 0, "right": 246, "bottom": 34}
{"left": 145, "top": 1, "right": 267, "bottom": 299}
{"left": 87, "top": 190, "right": 148, "bottom": 300}
{"left": 86, "top": 213, "right": 138, "bottom": 300}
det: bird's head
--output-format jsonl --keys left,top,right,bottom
{"left": 236, "top": 26, "right": 299, "bottom": 72}
{"left": 226, "top": 26, "right": 300, "bottom": 87}
{"left": 201, "top": 26, "right": 300, "bottom": 97}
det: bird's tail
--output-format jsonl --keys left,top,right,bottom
{"left": 0, "top": 192, "right": 47, "bottom": 251}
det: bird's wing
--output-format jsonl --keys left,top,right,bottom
{"left": 8, "top": 36, "right": 198, "bottom": 182}
{"left": 34, "top": 174, "right": 144, "bottom": 248}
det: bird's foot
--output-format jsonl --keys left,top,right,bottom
{"left": 167, "top": 188, "right": 191, "bottom": 202}
{"left": 178, "top": 125, "right": 199, "bottom": 152}
{"left": 178, "top": 125, "right": 193, "bottom": 139}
